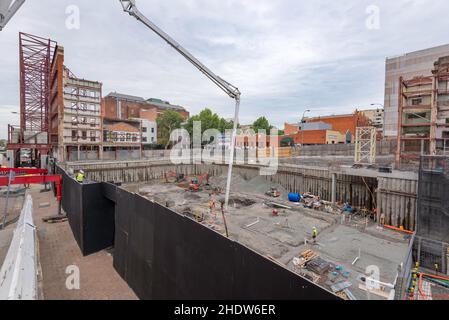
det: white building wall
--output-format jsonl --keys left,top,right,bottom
{"left": 140, "top": 119, "right": 157, "bottom": 144}
{"left": 384, "top": 44, "right": 449, "bottom": 137}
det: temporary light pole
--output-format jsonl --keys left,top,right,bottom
{"left": 119, "top": 0, "right": 241, "bottom": 210}
{"left": 301, "top": 109, "right": 310, "bottom": 146}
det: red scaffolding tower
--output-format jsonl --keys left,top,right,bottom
{"left": 7, "top": 32, "right": 57, "bottom": 165}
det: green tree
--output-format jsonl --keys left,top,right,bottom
{"left": 218, "top": 118, "right": 234, "bottom": 134}
{"left": 156, "top": 110, "right": 184, "bottom": 149}
{"left": 184, "top": 108, "right": 235, "bottom": 145}
{"left": 280, "top": 136, "right": 294, "bottom": 147}
{"left": 251, "top": 116, "right": 272, "bottom": 133}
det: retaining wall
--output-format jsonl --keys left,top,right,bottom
{"left": 64, "top": 160, "right": 418, "bottom": 229}
{"left": 57, "top": 166, "right": 338, "bottom": 300}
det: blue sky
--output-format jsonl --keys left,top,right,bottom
{"left": 1, "top": 0, "right": 448, "bottom": 138}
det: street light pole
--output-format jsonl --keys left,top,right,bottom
{"left": 301, "top": 109, "right": 310, "bottom": 147}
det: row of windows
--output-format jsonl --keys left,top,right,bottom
{"left": 71, "top": 116, "right": 98, "bottom": 126}
{"left": 71, "top": 130, "right": 98, "bottom": 142}
{"left": 104, "top": 131, "right": 140, "bottom": 143}
{"left": 142, "top": 127, "right": 155, "bottom": 133}
{"left": 142, "top": 137, "right": 155, "bottom": 143}
{"left": 68, "top": 102, "right": 100, "bottom": 112}
{"left": 64, "top": 86, "right": 100, "bottom": 98}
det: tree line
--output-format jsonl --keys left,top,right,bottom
{"left": 155, "top": 108, "right": 283, "bottom": 149}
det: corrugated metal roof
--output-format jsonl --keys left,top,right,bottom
{"left": 105, "top": 92, "right": 146, "bottom": 102}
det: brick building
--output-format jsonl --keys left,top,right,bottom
{"left": 102, "top": 93, "right": 189, "bottom": 122}
{"left": 283, "top": 119, "right": 351, "bottom": 145}
{"left": 303, "top": 111, "right": 369, "bottom": 140}
{"left": 50, "top": 46, "right": 103, "bottom": 162}
{"left": 102, "top": 119, "right": 142, "bottom": 160}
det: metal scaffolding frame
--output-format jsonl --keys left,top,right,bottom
{"left": 19, "top": 32, "right": 56, "bottom": 136}
{"left": 6, "top": 33, "right": 57, "bottom": 166}
{"left": 354, "top": 126, "right": 376, "bottom": 164}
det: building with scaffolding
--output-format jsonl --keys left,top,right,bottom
{"left": 50, "top": 46, "right": 103, "bottom": 162}
{"left": 396, "top": 56, "right": 449, "bottom": 164}
{"left": 384, "top": 44, "right": 449, "bottom": 138}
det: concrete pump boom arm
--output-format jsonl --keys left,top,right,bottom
{"left": 119, "top": 0, "right": 241, "bottom": 210}
{"left": 0, "top": 0, "right": 25, "bottom": 30}
{"left": 119, "top": 0, "right": 241, "bottom": 100}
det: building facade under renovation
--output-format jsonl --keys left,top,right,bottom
{"left": 384, "top": 44, "right": 449, "bottom": 138}
{"left": 396, "top": 56, "right": 449, "bottom": 164}
{"left": 50, "top": 46, "right": 103, "bottom": 162}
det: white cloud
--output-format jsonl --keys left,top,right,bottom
{"left": 0, "top": 0, "right": 448, "bottom": 138}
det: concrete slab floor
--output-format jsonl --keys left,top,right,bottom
{"left": 128, "top": 172, "right": 411, "bottom": 300}
{"left": 29, "top": 185, "right": 137, "bottom": 300}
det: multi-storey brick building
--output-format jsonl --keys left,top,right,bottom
{"left": 102, "top": 93, "right": 189, "bottom": 122}
{"left": 102, "top": 92, "right": 189, "bottom": 147}
{"left": 50, "top": 46, "right": 103, "bottom": 162}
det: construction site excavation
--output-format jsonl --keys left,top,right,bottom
{"left": 119, "top": 167, "right": 411, "bottom": 301}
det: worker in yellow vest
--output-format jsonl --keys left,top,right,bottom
{"left": 76, "top": 170, "right": 85, "bottom": 184}
{"left": 312, "top": 227, "right": 318, "bottom": 243}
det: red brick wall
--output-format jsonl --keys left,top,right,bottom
{"left": 305, "top": 112, "right": 369, "bottom": 136}
{"left": 102, "top": 97, "right": 144, "bottom": 120}
{"left": 103, "top": 97, "right": 189, "bottom": 120}
{"left": 284, "top": 123, "right": 299, "bottom": 135}
{"left": 50, "top": 46, "right": 65, "bottom": 145}
{"left": 282, "top": 130, "right": 327, "bottom": 145}
{"left": 140, "top": 108, "right": 158, "bottom": 121}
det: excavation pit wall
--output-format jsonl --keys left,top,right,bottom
{"left": 56, "top": 166, "right": 338, "bottom": 300}
{"left": 64, "top": 160, "right": 419, "bottom": 230}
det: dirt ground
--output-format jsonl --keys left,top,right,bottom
{"left": 127, "top": 172, "right": 410, "bottom": 300}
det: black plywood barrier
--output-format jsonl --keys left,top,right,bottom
{"left": 113, "top": 188, "right": 338, "bottom": 300}
{"left": 58, "top": 166, "right": 338, "bottom": 299}
{"left": 58, "top": 167, "right": 115, "bottom": 256}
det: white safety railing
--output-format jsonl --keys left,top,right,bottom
{"left": 0, "top": 195, "right": 37, "bottom": 300}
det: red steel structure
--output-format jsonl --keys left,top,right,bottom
{"left": 8, "top": 32, "right": 57, "bottom": 156}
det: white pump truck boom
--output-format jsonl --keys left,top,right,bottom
{"left": 0, "top": 0, "right": 241, "bottom": 209}
{"left": 0, "top": 0, "right": 25, "bottom": 30}
{"left": 119, "top": 0, "right": 241, "bottom": 210}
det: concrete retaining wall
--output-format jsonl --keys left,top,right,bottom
{"left": 300, "top": 140, "right": 397, "bottom": 157}
{"left": 64, "top": 160, "right": 418, "bottom": 230}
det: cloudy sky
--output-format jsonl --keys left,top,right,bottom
{"left": 0, "top": 0, "right": 448, "bottom": 138}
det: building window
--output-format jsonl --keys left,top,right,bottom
{"left": 80, "top": 117, "right": 87, "bottom": 124}
{"left": 151, "top": 137, "right": 154, "bottom": 142}
{"left": 82, "top": 131, "right": 87, "bottom": 140}
{"left": 151, "top": 128, "right": 154, "bottom": 133}
{"left": 90, "top": 131, "right": 96, "bottom": 142}
{"left": 142, "top": 127, "right": 147, "bottom": 133}
{"left": 90, "top": 118, "right": 96, "bottom": 127}
{"left": 72, "top": 130, "right": 77, "bottom": 141}
{"left": 407, "top": 112, "right": 427, "bottom": 119}
{"left": 142, "top": 137, "right": 147, "bottom": 142}
{"left": 80, "top": 103, "right": 87, "bottom": 111}
{"left": 71, "top": 102, "right": 77, "bottom": 110}
{"left": 412, "top": 98, "right": 423, "bottom": 106}
{"left": 71, "top": 116, "right": 78, "bottom": 125}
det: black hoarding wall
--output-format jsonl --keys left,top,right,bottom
{"left": 58, "top": 166, "right": 115, "bottom": 256}
{"left": 58, "top": 165, "right": 338, "bottom": 299}
{"left": 415, "top": 157, "right": 449, "bottom": 271}
{"left": 113, "top": 188, "right": 338, "bottom": 300}
{"left": 58, "top": 167, "right": 83, "bottom": 250}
